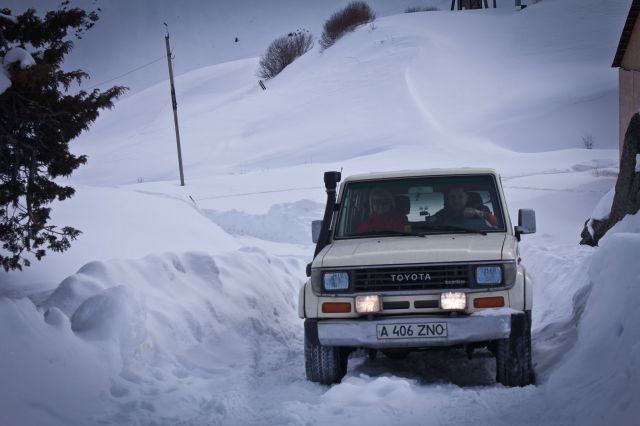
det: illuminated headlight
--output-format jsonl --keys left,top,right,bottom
{"left": 440, "top": 292, "right": 467, "bottom": 310}
{"left": 476, "top": 266, "right": 502, "bottom": 285}
{"left": 355, "top": 295, "right": 381, "bottom": 313}
{"left": 323, "top": 272, "right": 349, "bottom": 291}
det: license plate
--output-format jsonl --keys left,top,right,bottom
{"left": 376, "top": 322, "right": 448, "bottom": 340}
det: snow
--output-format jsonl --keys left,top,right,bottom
{"left": 471, "top": 307, "right": 521, "bottom": 317}
{"left": 1, "top": 250, "right": 305, "bottom": 425}
{"left": 0, "top": 46, "right": 36, "bottom": 95}
{"left": 2, "top": 185, "right": 240, "bottom": 296}
{"left": 3, "top": 47, "right": 36, "bottom": 69}
{"left": 0, "top": 12, "right": 17, "bottom": 23}
{"left": 0, "top": 68, "right": 9, "bottom": 95}
{"left": 3, "top": 0, "right": 455, "bottom": 94}
{"left": 204, "top": 199, "right": 324, "bottom": 244}
{"left": 590, "top": 186, "right": 615, "bottom": 221}
{"left": 585, "top": 184, "right": 615, "bottom": 237}
{"left": 546, "top": 213, "right": 640, "bottom": 425}
{"left": 1, "top": 0, "right": 638, "bottom": 425}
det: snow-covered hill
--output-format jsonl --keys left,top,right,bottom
{"left": 1, "top": 0, "right": 638, "bottom": 425}
{"left": 4, "top": 0, "right": 454, "bottom": 93}
{"left": 72, "top": 0, "right": 622, "bottom": 186}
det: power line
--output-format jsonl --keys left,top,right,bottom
{"left": 85, "top": 55, "right": 168, "bottom": 90}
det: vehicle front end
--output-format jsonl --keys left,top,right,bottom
{"left": 300, "top": 169, "right": 536, "bottom": 386}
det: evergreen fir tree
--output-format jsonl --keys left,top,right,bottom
{"left": 0, "top": 6, "right": 126, "bottom": 271}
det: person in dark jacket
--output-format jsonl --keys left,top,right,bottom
{"left": 433, "top": 186, "right": 497, "bottom": 227}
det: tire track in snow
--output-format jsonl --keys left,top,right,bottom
{"left": 403, "top": 53, "right": 449, "bottom": 138}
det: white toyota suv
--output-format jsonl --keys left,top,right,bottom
{"left": 299, "top": 169, "right": 536, "bottom": 387}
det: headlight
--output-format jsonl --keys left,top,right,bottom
{"left": 441, "top": 292, "right": 466, "bottom": 310}
{"left": 476, "top": 266, "right": 502, "bottom": 285}
{"left": 355, "top": 295, "right": 381, "bottom": 313}
{"left": 323, "top": 271, "right": 349, "bottom": 291}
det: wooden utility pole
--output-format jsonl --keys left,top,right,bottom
{"left": 164, "top": 28, "right": 185, "bottom": 186}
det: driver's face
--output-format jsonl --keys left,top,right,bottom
{"left": 448, "top": 188, "right": 468, "bottom": 211}
{"left": 371, "top": 195, "right": 392, "bottom": 214}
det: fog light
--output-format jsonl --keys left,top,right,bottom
{"left": 355, "top": 295, "right": 381, "bottom": 313}
{"left": 440, "top": 292, "right": 466, "bottom": 310}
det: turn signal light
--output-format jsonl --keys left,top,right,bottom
{"left": 473, "top": 296, "right": 505, "bottom": 309}
{"left": 322, "top": 302, "right": 352, "bottom": 313}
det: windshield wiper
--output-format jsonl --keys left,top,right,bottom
{"left": 416, "top": 225, "right": 487, "bottom": 236}
{"left": 352, "top": 230, "right": 426, "bottom": 238}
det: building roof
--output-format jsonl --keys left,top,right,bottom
{"left": 613, "top": 0, "right": 640, "bottom": 68}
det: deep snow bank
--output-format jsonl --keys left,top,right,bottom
{"left": 0, "top": 249, "right": 306, "bottom": 425}
{"left": 0, "top": 185, "right": 240, "bottom": 296}
{"left": 204, "top": 199, "right": 324, "bottom": 244}
{"left": 545, "top": 212, "right": 640, "bottom": 425}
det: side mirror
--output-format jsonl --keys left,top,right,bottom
{"left": 515, "top": 209, "right": 536, "bottom": 241}
{"left": 311, "top": 220, "right": 322, "bottom": 243}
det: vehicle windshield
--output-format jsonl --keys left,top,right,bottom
{"left": 335, "top": 175, "right": 506, "bottom": 239}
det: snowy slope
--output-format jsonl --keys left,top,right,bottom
{"left": 1, "top": 185, "right": 240, "bottom": 296}
{"left": 4, "top": 0, "right": 454, "bottom": 93}
{"left": 1, "top": 0, "right": 638, "bottom": 425}
{"left": 72, "top": 0, "right": 622, "bottom": 187}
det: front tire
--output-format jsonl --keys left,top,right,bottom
{"left": 304, "top": 334, "right": 348, "bottom": 384}
{"left": 496, "top": 311, "right": 533, "bottom": 387}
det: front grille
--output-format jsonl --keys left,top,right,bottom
{"left": 353, "top": 264, "right": 470, "bottom": 292}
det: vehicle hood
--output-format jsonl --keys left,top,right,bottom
{"left": 318, "top": 234, "right": 507, "bottom": 268}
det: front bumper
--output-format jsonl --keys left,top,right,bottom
{"left": 312, "top": 313, "right": 513, "bottom": 349}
